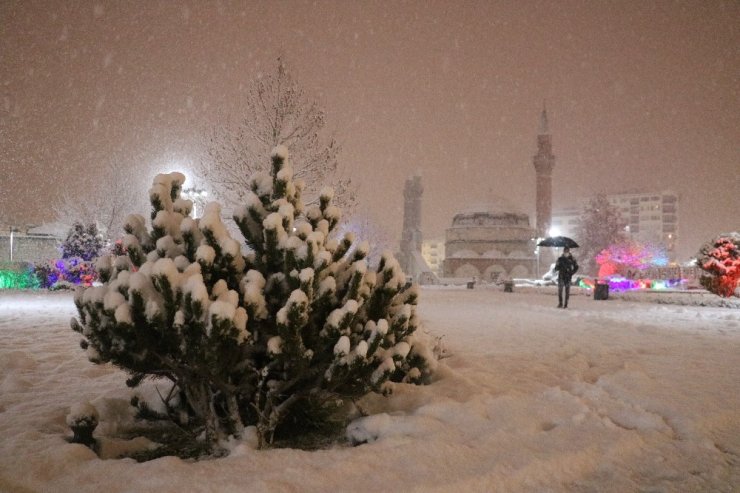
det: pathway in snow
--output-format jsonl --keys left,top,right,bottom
{"left": 414, "top": 287, "right": 740, "bottom": 492}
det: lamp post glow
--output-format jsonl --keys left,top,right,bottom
{"left": 182, "top": 187, "right": 208, "bottom": 218}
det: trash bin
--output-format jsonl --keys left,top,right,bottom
{"left": 503, "top": 281, "right": 514, "bottom": 293}
{"left": 594, "top": 283, "right": 609, "bottom": 300}
{"left": 466, "top": 281, "right": 475, "bottom": 289}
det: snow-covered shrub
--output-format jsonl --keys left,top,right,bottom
{"left": 66, "top": 402, "right": 99, "bottom": 448}
{"left": 71, "top": 146, "right": 432, "bottom": 452}
{"left": 67, "top": 402, "right": 100, "bottom": 429}
{"left": 696, "top": 233, "right": 740, "bottom": 298}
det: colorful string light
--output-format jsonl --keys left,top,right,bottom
{"left": 578, "top": 276, "right": 685, "bottom": 292}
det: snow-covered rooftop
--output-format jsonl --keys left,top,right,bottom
{"left": 454, "top": 196, "right": 527, "bottom": 218}
{"left": 24, "top": 221, "right": 70, "bottom": 237}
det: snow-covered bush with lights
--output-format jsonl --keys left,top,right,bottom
{"left": 35, "top": 258, "right": 97, "bottom": 289}
{"left": 71, "top": 146, "right": 433, "bottom": 453}
{"left": 36, "top": 222, "right": 105, "bottom": 289}
{"left": 61, "top": 222, "right": 106, "bottom": 261}
{"left": 696, "top": 233, "right": 740, "bottom": 298}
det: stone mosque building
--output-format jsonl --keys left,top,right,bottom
{"left": 442, "top": 107, "right": 555, "bottom": 280}
{"left": 442, "top": 200, "right": 537, "bottom": 280}
{"left": 399, "top": 107, "right": 556, "bottom": 282}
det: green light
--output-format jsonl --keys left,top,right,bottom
{"left": 0, "top": 267, "right": 40, "bottom": 290}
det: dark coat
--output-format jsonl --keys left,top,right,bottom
{"left": 555, "top": 253, "right": 579, "bottom": 282}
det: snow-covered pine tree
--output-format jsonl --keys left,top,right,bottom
{"left": 71, "top": 146, "right": 432, "bottom": 453}
{"left": 234, "top": 146, "right": 431, "bottom": 445}
{"left": 72, "top": 172, "right": 247, "bottom": 449}
{"left": 696, "top": 233, "right": 740, "bottom": 298}
{"left": 575, "top": 194, "right": 626, "bottom": 276}
{"left": 61, "top": 222, "right": 105, "bottom": 261}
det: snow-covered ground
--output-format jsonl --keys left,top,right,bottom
{"left": 1, "top": 287, "right": 738, "bottom": 492}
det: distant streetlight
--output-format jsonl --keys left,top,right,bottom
{"left": 8, "top": 227, "right": 19, "bottom": 262}
{"left": 182, "top": 187, "right": 208, "bottom": 218}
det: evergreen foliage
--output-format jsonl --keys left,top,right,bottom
{"left": 575, "top": 194, "right": 626, "bottom": 275}
{"left": 71, "top": 146, "right": 432, "bottom": 453}
{"left": 696, "top": 233, "right": 740, "bottom": 298}
{"left": 61, "top": 222, "right": 106, "bottom": 262}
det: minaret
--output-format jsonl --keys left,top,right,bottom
{"left": 397, "top": 175, "right": 428, "bottom": 281}
{"left": 533, "top": 104, "right": 555, "bottom": 239}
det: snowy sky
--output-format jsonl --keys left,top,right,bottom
{"left": 1, "top": 0, "right": 738, "bottom": 260}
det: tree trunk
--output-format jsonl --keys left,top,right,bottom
{"left": 183, "top": 379, "right": 220, "bottom": 451}
{"left": 225, "top": 394, "right": 244, "bottom": 438}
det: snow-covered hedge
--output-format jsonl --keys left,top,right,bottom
{"left": 71, "top": 146, "right": 433, "bottom": 452}
{"left": 696, "top": 233, "right": 740, "bottom": 298}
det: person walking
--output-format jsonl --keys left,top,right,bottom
{"left": 554, "top": 247, "right": 578, "bottom": 308}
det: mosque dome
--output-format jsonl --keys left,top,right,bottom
{"left": 451, "top": 197, "right": 531, "bottom": 229}
{"left": 455, "top": 196, "right": 524, "bottom": 216}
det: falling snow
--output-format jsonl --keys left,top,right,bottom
{"left": 0, "top": 3, "right": 737, "bottom": 261}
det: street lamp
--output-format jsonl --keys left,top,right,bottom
{"left": 9, "top": 228, "right": 15, "bottom": 262}
{"left": 532, "top": 236, "right": 542, "bottom": 280}
{"left": 8, "top": 227, "right": 21, "bottom": 262}
{"left": 182, "top": 187, "right": 208, "bottom": 218}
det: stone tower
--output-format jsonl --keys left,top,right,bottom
{"left": 398, "top": 174, "right": 428, "bottom": 280}
{"left": 533, "top": 105, "right": 555, "bottom": 239}
{"left": 400, "top": 174, "right": 423, "bottom": 258}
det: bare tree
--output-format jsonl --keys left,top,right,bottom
{"left": 576, "top": 194, "right": 627, "bottom": 275}
{"left": 198, "top": 58, "right": 354, "bottom": 211}
{"left": 55, "top": 160, "right": 148, "bottom": 241}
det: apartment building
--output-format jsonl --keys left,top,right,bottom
{"left": 551, "top": 190, "right": 679, "bottom": 261}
